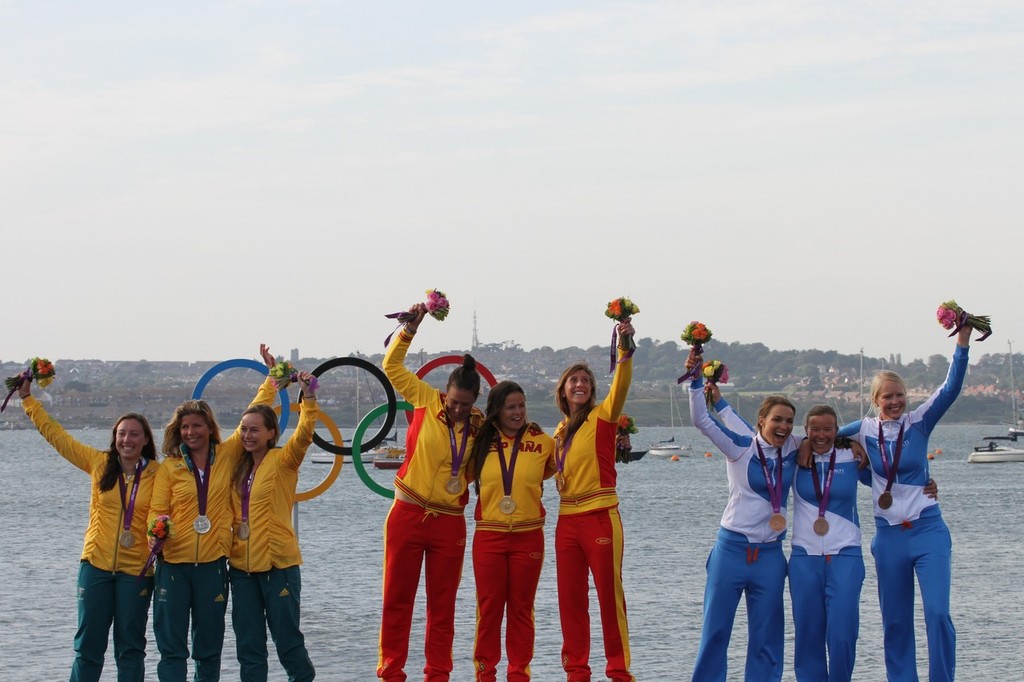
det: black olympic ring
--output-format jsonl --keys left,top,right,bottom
{"left": 305, "top": 357, "right": 397, "bottom": 456}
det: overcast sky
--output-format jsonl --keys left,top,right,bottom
{"left": 2, "top": 1, "right": 1021, "bottom": 367}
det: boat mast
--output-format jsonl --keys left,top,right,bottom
{"left": 1010, "top": 340, "right": 1018, "bottom": 428}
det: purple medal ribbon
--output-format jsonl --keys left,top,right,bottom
{"left": 241, "top": 465, "right": 257, "bottom": 526}
{"left": 383, "top": 311, "right": 415, "bottom": 347}
{"left": 755, "top": 440, "right": 784, "bottom": 515}
{"left": 810, "top": 447, "right": 837, "bottom": 520}
{"left": 117, "top": 459, "right": 144, "bottom": 535}
{"left": 0, "top": 369, "right": 31, "bottom": 413}
{"left": 496, "top": 428, "right": 525, "bottom": 498}
{"left": 555, "top": 431, "right": 575, "bottom": 478}
{"left": 448, "top": 418, "right": 471, "bottom": 480}
{"left": 608, "top": 326, "right": 636, "bottom": 372}
{"left": 190, "top": 452, "right": 212, "bottom": 520}
{"left": 877, "top": 422, "right": 906, "bottom": 495}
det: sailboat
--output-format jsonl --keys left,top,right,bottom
{"left": 968, "top": 341, "right": 1024, "bottom": 463}
{"left": 647, "top": 385, "right": 689, "bottom": 457}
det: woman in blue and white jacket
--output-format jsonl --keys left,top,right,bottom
{"left": 835, "top": 325, "right": 970, "bottom": 682}
{"left": 686, "top": 352, "right": 799, "bottom": 682}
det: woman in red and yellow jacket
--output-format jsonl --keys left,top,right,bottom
{"left": 553, "top": 318, "right": 635, "bottom": 682}
{"left": 378, "top": 302, "right": 484, "bottom": 682}
{"left": 148, "top": 344, "right": 279, "bottom": 682}
{"left": 468, "top": 380, "right": 555, "bottom": 682}
{"left": 228, "top": 372, "right": 318, "bottom": 682}
{"left": 19, "top": 379, "right": 159, "bottom": 682}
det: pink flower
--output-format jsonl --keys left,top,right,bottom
{"left": 936, "top": 305, "right": 959, "bottom": 330}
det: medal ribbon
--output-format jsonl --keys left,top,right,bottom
{"left": 877, "top": 422, "right": 906, "bottom": 496}
{"left": 117, "top": 459, "right": 144, "bottom": 534}
{"left": 810, "top": 447, "right": 837, "bottom": 521}
{"left": 448, "top": 418, "right": 471, "bottom": 479}
{"left": 241, "top": 464, "right": 257, "bottom": 524}
{"left": 755, "top": 439, "right": 784, "bottom": 515}
{"left": 496, "top": 428, "right": 525, "bottom": 498}
{"left": 190, "top": 452, "right": 212, "bottom": 519}
{"left": 555, "top": 430, "right": 576, "bottom": 477}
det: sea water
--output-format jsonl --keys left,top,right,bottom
{"left": 1, "top": 425, "right": 1021, "bottom": 680}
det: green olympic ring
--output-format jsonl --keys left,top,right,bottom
{"left": 349, "top": 400, "right": 413, "bottom": 499}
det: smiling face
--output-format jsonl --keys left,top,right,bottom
{"left": 758, "top": 404, "right": 796, "bottom": 448}
{"left": 179, "top": 414, "right": 213, "bottom": 456}
{"left": 874, "top": 379, "right": 907, "bottom": 421}
{"left": 805, "top": 413, "right": 838, "bottom": 455}
{"left": 115, "top": 417, "right": 150, "bottom": 465}
{"left": 498, "top": 391, "right": 527, "bottom": 437}
{"left": 240, "top": 412, "right": 277, "bottom": 458}
{"left": 563, "top": 370, "right": 593, "bottom": 413}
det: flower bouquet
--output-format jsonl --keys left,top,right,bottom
{"left": 677, "top": 322, "right": 713, "bottom": 383}
{"left": 605, "top": 297, "right": 640, "bottom": 371}
{"left": 702, "top": 359, "right": 730, "bottom": 408}
{"left": 936, "top": 300, "right": 992, "bottom": 341}
{"left": 1, "top": 357, "right": 56, "bottom": 412}
{"left": 384, "top": 288, "right": 451, "bottom": 346}
{"left": 268, "top": 361, "right": 319, "bottom": 393}
{"left": 139, "top": 515, "right": 172, "bottom": 580}
{"left": 616, "top": 414, "right": 639, "bottom": 464}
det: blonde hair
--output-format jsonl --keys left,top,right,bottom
{"left": 162, "top": 400, "right": 223, "bottom": 458}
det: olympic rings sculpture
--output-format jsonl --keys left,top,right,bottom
{"left": 192, "top": 355, "right": 495, "bottom": 501}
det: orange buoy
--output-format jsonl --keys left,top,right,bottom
{"left": 935, "top": 448, "right": 943, "bottom": 455}
{"left": 670, "top": 455, "right": 680, "bottom": 462}
{"left": 704, "top": 452, "right": 712, "bottom": 458}
{"left": 927, "top": 453, "right": 935, "bottom": 460}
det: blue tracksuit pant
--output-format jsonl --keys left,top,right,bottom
{"left": 872, "top": 514, "right": 955, "bottom": 682}
{"left": 788, "top": 550, "right": 865, "bottom": 681}
{"left": 691, "top": 529, "right": 788, "bottom": 682}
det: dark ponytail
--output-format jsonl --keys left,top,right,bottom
{"left": 447, "top": 354, "right": 481, "bottom": 397}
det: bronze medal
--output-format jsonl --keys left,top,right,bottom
{"left": 237, "top": 521, "right": 250, "bottom": 540}
{"left": 445, "top": 476, "right": 461, "bottom": 495}
{"left": 769, "top": 513, "right": 787, "bottom": 532}
{"left": 813, "top": 517, "right": 830, "bottom": 536}
{"left": 193, "top": 515, "right": 212, "bottom": 535}
{"left": 555, "top": 473, "right": 565, "bottom": 492}
{"left": 878, "top": 491, "right": 893, "bottom": 510}
{"left": 119, "top": 530, "right": 135, "bottom": 548}
{"left": 499, "top": 496, "right": 516, "bottom": 515}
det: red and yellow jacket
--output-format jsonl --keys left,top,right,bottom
{"left": 229, "top": 398, "right": 318, "bottom": 573}
{"left": 148, "top": 377, "right": 278, "bottom": 565}
{"left": 554, "top": 349, "right": 632, "bottom": 515}
{"left": 473, "top": 424, "right": 556, "bottom": 533}
{"left": 23, "top": 395, "right": 158, "bottom": 575}
{"left": 383, "top": 328, "right": 483, "bottom": 515}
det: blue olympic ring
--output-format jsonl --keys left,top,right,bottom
{"left": 192, "top": 359, "right": 292, "bottom": 431}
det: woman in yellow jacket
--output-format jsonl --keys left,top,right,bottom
{"left": 19, "top": 378, "right": 159, "bottom": 682}
{"left": 468, "top": 380, "right": 555, "bottom": 682}
{"left": 228, "top": 372, "right": 318, "bottom": 682}
{"left": 553, "top": 318, "right": 636, "bottom": 682}
{"left": 148, "top": 345, "right": 279, "bottom": 682}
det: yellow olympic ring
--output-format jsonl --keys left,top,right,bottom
{"left": 270, "top": 402, "right": 346, "bottom": 502}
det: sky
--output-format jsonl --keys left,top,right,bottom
{"left": 2, "top": 1, "right": 1022, "bottom": 365}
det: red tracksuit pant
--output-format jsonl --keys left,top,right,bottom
{"left": 555, "top": 507, "right": 634, "bottom": 682}
{"left": 377, "top": 499, "right": 467, "bottom": 682}
{"left": 472, "top": 528, "right": 545, "bottom": 681}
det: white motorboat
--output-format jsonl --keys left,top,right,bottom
{"left": 968, "top": 341, "right": 1024, "bottom": 463}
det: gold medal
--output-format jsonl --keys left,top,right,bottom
{"left": 194, "top": 515, "right": 212, "bottom": 535}
{"left": 237, "top": 521, "right": 250, "bottom": 541}
{"left": 499, "top": 496, "right": 516, "bottom": 515}
{"left": 878, "top": 491, "right": 893, "bottom": 510}
{"left": 813, "top": 517, "right": 830, "bottom": 536}
{"left": 769, "top": 513, "right": 787, "bottom": 532}
{"left": 445, "top": 476, "right": 461, "bottom": 495}
{"left": 555, "top": 473, "right": 565, "bottom": 492}
{"left": 119, "top": 530, "right": 135, "bottom": 548}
